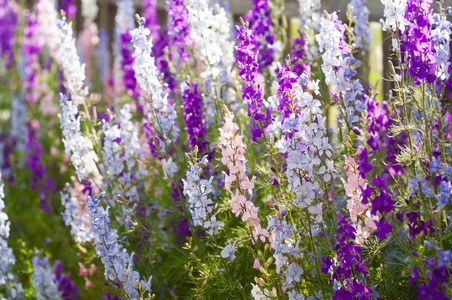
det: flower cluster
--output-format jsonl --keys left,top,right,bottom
{"left": 183, "top": 155, "right": 223, "bottom": 236}
{"left": 348, "top": 0, "right": 372, "bottom": 53}
{"left": 432, "top": 11, "right": 452, "bottom": 81}
{"left": 0, "top": 0, "right": 18, "bottom": 69}
{"left": 31, "top": 254, "right": 62, "bottom": 300}
{"left": 87, "top": 192, "right": 152, "bottom": 299}
{"left": 235, "top": 22, "right": 272, "bottom": 142}
{"left": 167, "top": 0, "right": 192, "bottom": 63}
{"left": 23, "top": 10, "right": 43, "bottom": 102}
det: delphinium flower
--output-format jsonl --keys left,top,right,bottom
{"left": 81, "top": 0, "right": 98, "bottom": 23}
{"left": 58, "top": 93, "right": 100, "bottom": 182}
{"left": 410, "top": 241, "right": 452, "bottom": 299}
{"left": 10, "top": 93, "right": 27, "bottom": 166}
{"left": 246, "top": 0, "right": 276, "bottom": 68}
{"left": 218, "top": 107, "right": 269, "bottom": 243}
{"left": 23, "top": 10, "right": 43, "bottom": 102}
{"left": 348, "top": 0, "right": 372, "bottom": 54}
{"left": 291, "top": 31, "right": 310, "bottom": 77}
{"left": 0, "top": 134, "right": 13, "bottom": 184}
{"left": 57, "top": 17, "right": 88, "bottom": 106}
{"left": 380, "top": 0, "right": 408, "bottom": 39}
{"left": 235, "top": 21, "right": 273, "bottom": 142}
{"left": 113, "top": 0, "right": 135, "bottom": 97}
{"left": 96, "top": 30, "right": 110, "bottom": 85}
{"left": 130, "top": 15, "right": 180, "bottom": 157}
{"left": 60, "top": 183, "right": 94, "bottom": 243}
{"left": 432, "top": 10, "right": 451, "bottom": 81}
{"left": 120, "top": 31, "right": 140, "bottom": 100}
{"left": 36, "top": 0, "right": 59, "bottom": 59}
{"left": 277, "top": 67, "right": 335, "bottom": 217}
{"left": 317, "top": 11, "right": 365, "bottom": 125}
{"left": 182, "top": 82, "right": 209, "bottom": 154}
{"left": 182, "top": 154, "right": 223, "bottom": 236}
{"left": 87, "top": 192, "right": 152, "bottom": 299}
{"left": 53, "top": 262, "right": 79, "bottom": 300}
{"left": 321, "top": 212, "right": 374, "bottom": 299}
{"left": 26, "top": 122, "right": 53, "bottom": 212}
{"left": 401, "top": 0, "right": 436, "bottom": 84}
{"left": 297, "top": 0, "right": 321, "bottom": 61}
{"left": 61, "top": 0, "right": 77, "bottom": 19}
{"left": 0, "top": 0, "right": 18, "bottom": 69}
{"left": 31, "top": 254, "right": 62, "bottom": 300}
{"left": 166, "top": 0, "right": 192, "bottom": 63}
{"left": 0, "top": 173, "right": 24, "bottom": 299}
{"left": 343, "top": 156, "right": 377, "bottom": 245}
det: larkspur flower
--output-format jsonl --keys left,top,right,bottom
{"left": 23, "top": 10, "right": 43, "bottom": 102}
{"left": 31, "top": 254, "right": 62, "bottom": 300}
{"left": 348, "top": 0, "right": 372, "bottom": 53}
{"left": 0, "top": 0, "right": 18, "bottom": 69}
{"left": 87, "top": 192, "right": 152, "bottom": 299}
{"left": 183, "top": 155, "right": 223, "bottom": 235}
{"left": 53, "top": 262, "right": 79, "bottom": 300}
{"left": 432, "top": 12, "right": 451, "bottom": 81}
{"left": 10, "top": 92, "right": 27, "bottom": 166}
{"left": 61, "top": 0, "right": 77, "bottom": 19}
{"left": 167, "top": 0, "right": 192, "bottom": 63}
{"left": 162, "top": 157, "right": 179, "bottom": 179}
{"left": 220, "top": 241, "right": 237, "bottom": 262}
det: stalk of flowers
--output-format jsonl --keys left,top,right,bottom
{"left": 343, "top": 156, "right": 377, "bottom": 245}
{"left": 60, "top": 183, "right": 94, "bottom": 243}
{"left": 432, "top": 8, "right": 452, "bottom": 82}
{"left": 61, "top": 0, "right": 77, "bottom": 19}
{"left": 57, "top": 17, "right": 88, "bottom": 106}
{"left": 31, "top": 254, "right": 63, "bottom": 300}
{"left": 26, "top": 122, "right": 54, "bottom": 212}
{"left": 166, "top": 0, "right": 192, "bottom": 63}
{"left": 23, "top": 9, "right": 43, "bottom": 102}
{"left": 87, "top": 192, "right": 152, "bottom": 299}
{"left": 316, "top": 11, "right": 365, "bottom": 126}
{"left": 218, "top": 106, "right": 269, "bottom": 243}
{"left": 320, "top": 212, "right": 374, "bottom": 299}
{"left": 401, "top": 0, "right": 436, "bottom": 85}
{"left": 235, "top": 21, "right": 273, "bottom": 142}
{"left": 54, "top": 262, "right": 79, "bottom": 299}
{"left": 0, "top": 172, "right": 24, "bottom": 299}
{"left": 182, "top": 152, "right": 223, "bottom": 236}
{"left": 297, "top": 0, "right": 321, "bottom": 62}
{"left": 113, "top": 0, "right": 135, "bottom": 98}
{"left": 245, "top": 0, "right": 276, "bottom": 69}
{"left": 0, "top": 0, "right": 18, "bottom": 69}
{"left": 130, "top": 15, "right": 180, "bottom": 159}
{"left": 120, "top": 30, "right": 140, "bottom": 100}
{"left": 58, "top": 93, "right": 100, "bottom": 182}
{"left": 96, "top": 30, "right": 111, "bottom": 86}
{"left": 10, "top": 92, "right": 28, "bottom": 167}
{"left": 347, "top": 0, "right": 372, "bottom": 55}
{"left": 182, "top": 82, "right": 209, "bottom": 155}
{"left": 36, "top": 0, "right": 60, "bottom": 60}
{"left": 291, "top": 31, "right": 310, "bottom": 77}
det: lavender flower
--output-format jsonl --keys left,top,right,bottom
{"left": 0, "top": 0, "right": 18, "bottom": 69}
{"left": 182, "top": 155, "right": 223, "bottom": 236}
{"left": 182, "top": 82, "right": 209, "bottom": 154}
{"left": 235, "top": 22, "right": 272, "bottom": 142}
{"left": 167, "top": 0, "right": 192, "bottom": 63}
{"left": 348, "top": 0, "right": 372, "bottom": 53}
{"left": 142, "top": 0, "right": 159, "bottom": 36}
{"left": 87, "top": 192, "right": 152, "bottom": 299}
{"left": 31, "top": 254, "right": 62, "bottom": 300}
{"left": 291, "top": 31, "right": 310, "bottom": 76}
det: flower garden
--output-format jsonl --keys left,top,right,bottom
{"left": 0, "top": 0, "right": 451, "bottom": 299}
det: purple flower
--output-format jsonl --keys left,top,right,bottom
{"left": 167, "top": 0, "right": 192, "bottom": 63}
{"left": 401, "top": 0, "right": 436, "bottom": 84}
{"left": 54, "top": 263, "right": 79, "bottom": 300}
{"left": 0, "top": 0, "right": 18, "bottom": 69}
{"left": 235, "top": 22, "right": 273, "bottom": 141}
{"left": 291, "top": 31, "right": 310, "bottom": 76}
{"left": 356, "top": 147, "right": 373, "bottom": 178}
{"left": 182, "top": 82, "right": 209, "bottom": 154}
{"left": 23, "top": 10, "right": 43, "bottom": 102}
{"left": 142, "top": 0, "right": 159, "bottom": 36}
{"left": 120, "top": 31, "right": 140, "bottom": 100}
{"left": 61, "top": 0, "right": 77, "bottom": 19}
{"left": 373, "top": 218, "right": 392, "bottom": 239}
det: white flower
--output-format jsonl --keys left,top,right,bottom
{"left": 251, "top": 283, "right": 271, "bottom": 300}
{"left": 220, "top": 241, "right": 237, "bottom": 262}
{"left": 81, "top": 0, "right": 98, "bottom": 23}
{"left": 380, "top": 0, "right": 408, "bottom": 33}
{"left": 162, "top": 157, "right": 179, "bottom": 179}
{"left": 36, "top": 0, "right": 59, "bottom": 58}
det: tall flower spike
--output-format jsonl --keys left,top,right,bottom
{"left": 218, "top": 107, "right": 269, "bottom": 243}
{"left": 432, "top": 11, "right": 452, "bottom": 81}
{"left": 57, "top": 17, "right": 88, "bottom": 106}
{"left": 0, "top": 173, "right": 23, "bottom": 299}
{"left": 31, "top": 254, "right": 62, "bottom": 300}
{"left": 235, "top": 21, "right": 272, "bottom": 142}
{"left": 167, "top": 0, "right": 192, "bottom": 63}
{"left": 23, "top": 10, "right": 43, "bottom": 102}
{"left": 130, "top": 14, "right": 179, "bottom": 154}
{"left": 348, "top": 0, "right": 372, "bottom": 54}
{"left": 0, "top": 0, "right": 18, "bottom": 69}
{"left": 183, "top": 155, "right": 223, "bottom": 236}
{"left": 87, "top": 192, "right": 152, "bottom": 299}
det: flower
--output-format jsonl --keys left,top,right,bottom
{"left": 162, "top": 157, "right": 179, "bottom": 179}
{"left": 166, "top": 0, "right": 192, "bottom": 62}
{"left": 31, "top": 254, "right": 62, "bottom": 300}
{"left": 220, "top": 241, "right": 237, "bottom": 262}
{"left": 348, "top": 0, "right": 372, "bottom": 53}
{"left": 0, "top": 0, "right": 18, "bottom": 69}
